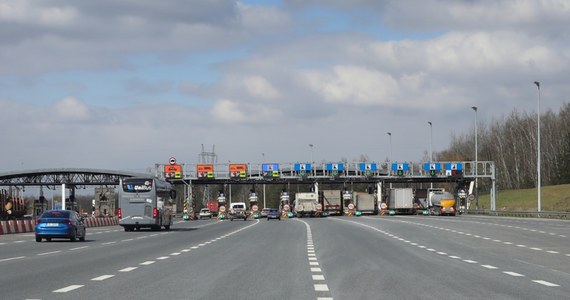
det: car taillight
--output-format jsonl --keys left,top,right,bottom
{"left": 118, "top": 208, "right": 122, "bottom": 219}
{"left": 153, "top": 208, "right": 158, "bottom": 218}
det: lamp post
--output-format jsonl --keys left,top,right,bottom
{"left": 428, "top": 122, "right": 433, "bottom": 162}
{"left": 428, "top": 122, "right": 433, "bottom": 189}
{"left": 387, "top": 132, "right": 392, "bottom": 162}
{"left": 472, "top": 106, "right": 479, "bottom": 210}
{"left": 534, "top": 81, "right": 541, "bottom": 212}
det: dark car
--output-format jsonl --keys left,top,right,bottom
{"left": 267, "top": 208, "right": 281, "bottom": 220}
{"left": 35, "top": 210, "right": 86, "bottom": 242}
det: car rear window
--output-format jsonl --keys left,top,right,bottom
{"left": 41, "top": 211, "right": 70, "bottom": 218}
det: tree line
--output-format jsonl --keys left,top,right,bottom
{"left": 437, "top": 102, "right": 570, "bottom": 191}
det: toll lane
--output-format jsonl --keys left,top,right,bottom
{"left": 0, "top": 215, "right": 568, "bottom": 300}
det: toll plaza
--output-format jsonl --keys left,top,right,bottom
{"left": 161, "top": 160, "right": 496, "bottom": 217}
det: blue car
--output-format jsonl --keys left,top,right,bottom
{"left": 35, "top": 210, "right": 86, "bottom": 242}
{"left": 267, "top": 208, "right": 281, "bottom": 220}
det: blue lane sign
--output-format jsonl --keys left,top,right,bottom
{"left": 391, "top": 163, "right": 409, "bottom": 171}
{"left": 359, "top": 163, "right": 377, "bottom": 171}
{"left": 326, "top": 163, "right": 344, "bottom": 171}
{"left": 262, "top": 163, "right": 279, "bottom": 172}
{"left": 445, "top": 163, "right": 463, "bottom": 170}
{"left": 423, "top": 163, "right": 441, "bottom": 171}
{"left": 294, "top": 163, "right": 312, "bottom": 171}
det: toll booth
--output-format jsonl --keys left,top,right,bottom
{"left": 249, "top": 191, "right": 259, "bottom": 218}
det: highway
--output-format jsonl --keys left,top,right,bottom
{"left": 0, "top": 215, "right": 568, "bottom": 300}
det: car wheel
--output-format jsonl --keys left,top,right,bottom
{"left": 35, "top": 236, "right": 42, "bottom": 242}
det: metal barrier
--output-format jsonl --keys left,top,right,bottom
{"left": 465, "top": 210, "right": 570, "bottom": 219}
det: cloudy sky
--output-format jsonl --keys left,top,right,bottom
{"left": 1, "top": 0, "right": 569, "bottom": 174}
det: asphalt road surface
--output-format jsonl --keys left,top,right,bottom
{"left": 1, "top": 215, "right": 568, "bottom": 299}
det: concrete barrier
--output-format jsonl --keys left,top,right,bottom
{"left": 0, "top": 217, "right": 119, "bottom": 235}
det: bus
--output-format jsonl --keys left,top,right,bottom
{"left": 118, "top": 177, "right": 176, "bottom": 231}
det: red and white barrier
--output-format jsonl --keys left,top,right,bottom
{"left": 0, "top": 217, "right": 118, "bottom": 235}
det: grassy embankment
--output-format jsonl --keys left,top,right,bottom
{"left": 476, "top": 183, "right": 570, "bottom": 211}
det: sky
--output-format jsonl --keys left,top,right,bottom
{"left": 1, "top": 0, "right": 569, "bottom": 174}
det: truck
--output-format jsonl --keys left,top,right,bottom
{"left": 294, "top": 192, "right": 319, "bottom": 218}
{"left": 229, "top": 202, "right": 248, "bottom": 221}
{"left": 428, "top": 189, "right": 457, "bottom": 216}
{"left": 388, "top": 188, "right": 415, "bottom": 215}
{"left": 206, "top": 201, "right": 219, "bottom": 216}
{"left": 354, "top": 192, "right": 376, "bottom": 215}
{"left": 321, "top": 190, "right": 342, "bottom": 216}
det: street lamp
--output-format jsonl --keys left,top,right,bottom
{"left": 387, "top": 132, "right": 392, "bottom": 162}
{"left": 472, "top": 106, "right": 479, "bottom": 210}
{"left": 428, "top": 122, "right": 433, "bottom": 162}
{"left": 534, "top": 81, "right": 541, "bottom": 212}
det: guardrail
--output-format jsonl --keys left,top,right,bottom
{"left": 465, "top": 210, "right": 570, "bottom": 219}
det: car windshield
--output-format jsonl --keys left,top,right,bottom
{"left": 41, "top": 211, "right": 70, "bottom": 218}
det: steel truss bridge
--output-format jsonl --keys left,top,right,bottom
{"left": 0, "top": 168, "right": 149, "bottom": 187}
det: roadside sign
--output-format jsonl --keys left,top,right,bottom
{"left": 445, "top": 163, "right": 463, "bottom": 170}
{"left": 262, "top": 164, "right": 279, "bottom": 178}
{"left": 391, "top": 163, "right": 410, "bottom": 171}
{"left": 326, "top": 163, "right": 344, "bottom": 171}
{"left": 197, "top": 164, "right": 214, "bottom": 179}
{"left": 359, "top": 163, "right": 377, "bottom": 171}
{"left": 294, "top": 163, "right": 312, "bottom": 171}
{"left": 423, "top": 163, "right": 441, "bottom": 171}
{"left": 164, "top": 164, "right": 182, "bottom": 179}
{"left": 229, "top": 164, "right": 247, "bottom": 178}
{"left": 169, "top": 157, "right": 177, "bottom": 165}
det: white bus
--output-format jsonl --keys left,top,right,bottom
{"left": 118, "top": 178, "right": 176, "bottom": 231}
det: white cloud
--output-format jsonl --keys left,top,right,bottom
{"left": 211, "top": 99, "right": 247, "bottom": 123}
{"left": 52, "top": 97, "right": 91, "bottom": 122}
{"left": 302, "top": 65, "right": 399, "bottom": 106}
{"left": 243, "top": 76, "right": 280, "bottom": 99}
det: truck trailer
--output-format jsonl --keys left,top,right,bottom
{"left": 354, "top": 192, "right": 376, "bottom": 215}
{"left": 321, "top": 190, "right": 342, "bottom": 216}
{"left": 294, "top": 192, "right": 319, "bottom": 218}
{"left": 388, "top": 188, "right": 415, "bottom": 215}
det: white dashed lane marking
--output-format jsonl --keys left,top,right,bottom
{"left": 0, "top": 256, "right": 25, "bottom": 262}
{"left": 533, "top": 280, "right": 560, "bottom": 287}
{"left": 119, "top": 267, "right": 137, "bottom": 272}
{"left": 53, "top": 285, "right": 83, "bottom": 293}
{"left": 296, "top": 219, "right": 334, "bottom": 300}
{"left": 397, "top": 219, "right": 567, "bottom": 257}
{"left": 337, "top": 218, "right": 562, "bottom": 289}
{"left": 91, "top": 275, "right": 114, "bottom": 281}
